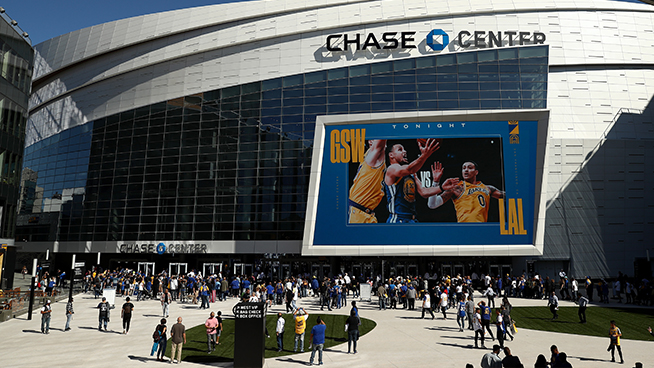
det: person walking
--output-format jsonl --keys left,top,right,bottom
{"left": 456, "top": 296, "right": 467, "bottom": 332}
{"left": 479, "top": 300, "right": 495, "bottom": 340}
{"left": 199, "top": 282, "right": 210, "bottom": 309}
{"left": 309, "top": 316, "right": 327, "bottom": 366}
{"left": 170, "top": 317, "right": 186, "bottom": 364}
{"left": 97, "top": 297, "right": 112, "bottom": 331}
{"left": 440, "top": 290, "right": 449, "bottom": 319}
{"left": 495, "top": 310, "right": 505, "bottom": 348}
{"left": 121, "top": 296, "right": 135, "bottom": 334}
{"left": 548, "top": 291, "right": 559, "bottom": 320}
{"left": 473, "top": 307, "right": 485, "bottom": 349}
{"left": 293, "top": 307, "right": 309, "bottom": 353}
{"left": 205, "top": 311, "right": 219, "bottom": 353}
{"left": 421, "top": 290, "right": 435, "bottom": 319}
{"left": 608, "top": 320, "right": 624, "bottom": 363}
{"left": 41, "top": 299, "right": 52, "bottom": 334}
{"left": 407, "top": 285, "right": 417, "bottom": 310}
{"left": 64, "top": 297, "right": 74, "bottom": 331}
{"left": 276, "top": 312, "right": 286, "bottom": 352}
{"left": 377, "top": 283, "right": 387, "bottom": 310}
{"left": 578, "top": 295, "right": 589, "bottom": 323}
{"left": 151, "top": 318, "right": 168, "bottom": 362}
{"left": 346, "top": 309, "right": 361, "bottom": 354}
{"left": 466, "top": 295, "right": 475, "bottom": 330}
{"left": 161, "top": 288, "right": 172, "bottom": 317}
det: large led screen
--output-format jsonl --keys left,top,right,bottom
{"left": 310, "top": 120, "right": 538, "bottom": 247}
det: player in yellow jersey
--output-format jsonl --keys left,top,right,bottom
{"left": 348, "top": 139, "right": 387, "bottom": 223}
{"left": 429, "top": 161, "right": 504, "bottom": 222}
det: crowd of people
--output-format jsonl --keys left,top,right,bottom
{"left": 29, "top": 265, "right": 654, "bottom": 366}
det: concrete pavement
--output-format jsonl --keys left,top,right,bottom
{"left": 0, "top": 290, "right": 650, "bottom": 368}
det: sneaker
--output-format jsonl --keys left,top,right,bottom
{"left": 123, "top": 329, "right": 126, "bottom": 334}
{"left": 353, "top": 350, "right": 357, "bottom": 354}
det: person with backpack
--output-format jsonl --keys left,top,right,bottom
{"left": 97, "top": 297, "right": 113, "bottom": 331}
{"left": 151, "top": 318, "right": 168, "bottom": 362}
{"left": 121, "top": 296, "right": 135, "bottom": 334}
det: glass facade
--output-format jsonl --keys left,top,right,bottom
{"left": 0, "top": 16, "right": 32, "bottom": 240}
{"left": 18, "top": 46, "right": 548, "bottom": 243}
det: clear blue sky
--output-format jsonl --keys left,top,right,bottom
{"left": 4, "top": 0, "right": 250, "bottom": 45}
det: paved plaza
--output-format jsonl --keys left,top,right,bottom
{"left": 0, "top": 289, "right": 651, "bottom": 368}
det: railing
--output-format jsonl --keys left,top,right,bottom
{"left": 0, "top": 283, "right": 84, "bottom": 321}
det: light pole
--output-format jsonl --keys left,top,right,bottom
{"left": 68, "top": 254, "right": 76, "bottom": 301}
{"left": 27, "top": 258, "right": 37, "bottom": 320}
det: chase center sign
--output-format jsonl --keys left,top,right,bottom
{"left": 324, "top": 29, "right": 546, "bottom": 53}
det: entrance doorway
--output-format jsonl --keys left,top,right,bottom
{"left": 169, "top": 263, "right": 188, "bottom": 276}
{"left": 203, "top": 263, "right": 222, "bottom": 276}
{"left": 363, "top": 263, "right": 373, "bottom": 280}
{"left": 138, "top": 262, "right": 155, "bottom": 275}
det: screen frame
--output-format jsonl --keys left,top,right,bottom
{"left": 302, "top": 109, "right": 550, "bottom": 257}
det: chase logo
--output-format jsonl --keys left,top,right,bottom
{"left": 156, "top": 242, "right": 166, "bottom": 255}
{"left": 426, "top": 29, "right": 449, "bottom": 51}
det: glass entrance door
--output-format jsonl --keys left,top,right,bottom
{"left": 234, "top": 263, "right": 244, "bottom": 276}
{"left": 281, "top": 264, "right": 291, "bottom": 279}
{"left": 138, "top": 262, "right": 155, "bottom": 275}
{"left": 363, "top": 263, "right": 373, "bottom": 280}
{"left": 352, "top": 264, "right": 362, "bottom": 279}
{"left": 408, "top": 264, "right": 418, "bottom": 277}
{"left": 441, "top": 264, "right": 453, "bottom": 278}
{"left": 203, "top": 263, "right": 222, "bottom": 276}
{"left": 489, "top": 265, "right": 500, "bottom": 279}
{"left": 169, "top": 263, "right": 188, "bottom": 276}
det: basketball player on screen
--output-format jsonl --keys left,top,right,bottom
{"left": 383, "top": 139, "right": 459, "bottom": 223}
{"left": 348, "top": 139, "right": 387, "bottom": 223}
{"left": 429, "top": 161, "right": 505, "bottom": 222}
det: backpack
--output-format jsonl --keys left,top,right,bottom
{"left": 153, "top": 325, "right": 161, "bottom": 341}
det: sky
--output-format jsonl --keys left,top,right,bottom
{"left": 4, "top": 0, "right": 250, "bottom": 45}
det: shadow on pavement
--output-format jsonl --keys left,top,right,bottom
{"left": 275, "top": 357, "right": 312, "bottom": 365}
{"left": 569, "top": 355, "right": 612, "bottom": 362}
{"left": 395, "top": 316, "right": 423, "bottom": 319}
{"left": 441, "top": 335, "right": 474, "bottom": 340}
{"left": 127, "top": 355, "right": 157, "bottom": 363}
{"left": 437, "top": 342, "right": 477, "bottom": 350}
{"left": 424, "top": 326, "right": 461, "bottom": 331}
{"left": 22, "top": 329, "right": 43, "bottom": 334}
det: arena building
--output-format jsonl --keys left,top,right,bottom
{"left": 17, "top": 0, "right": 654, "bottom": 280}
